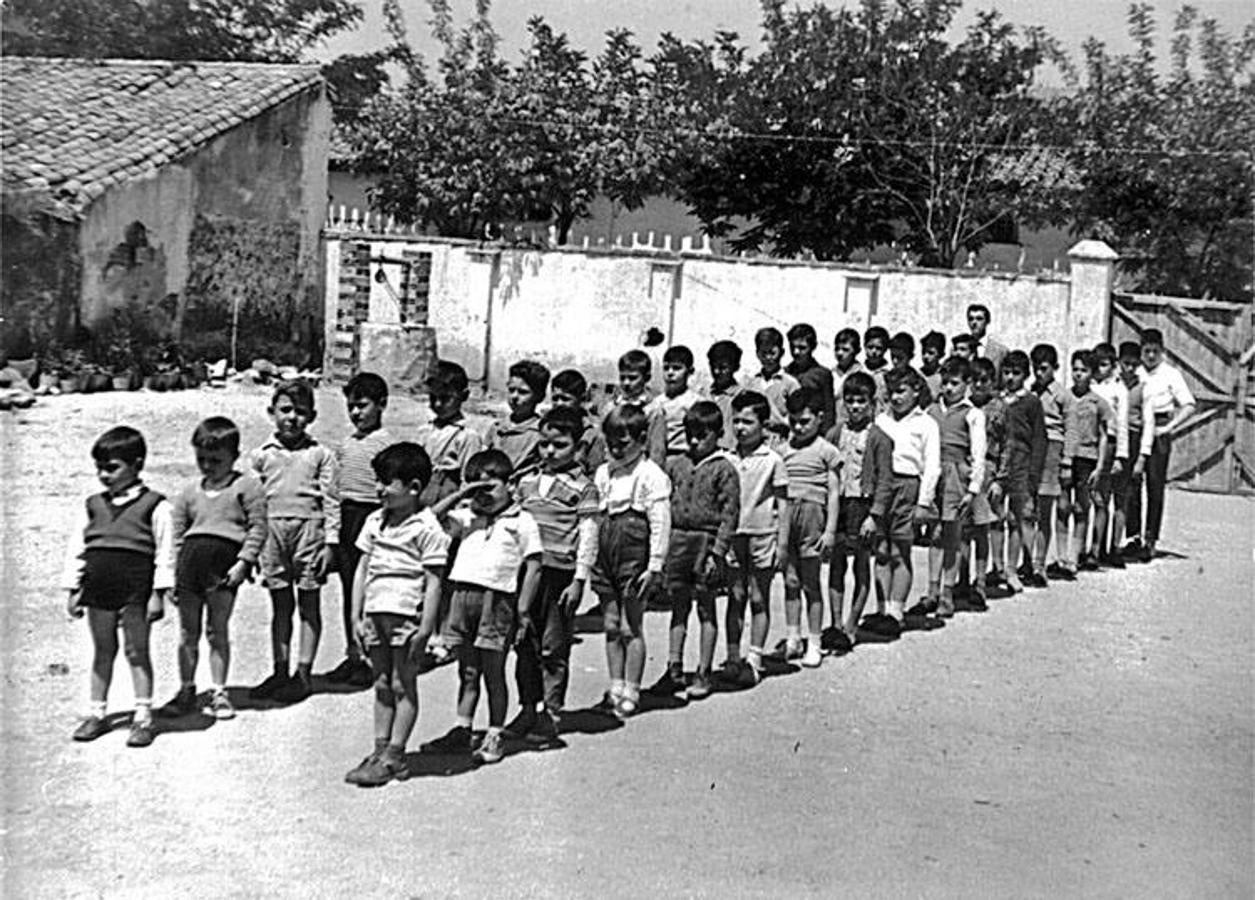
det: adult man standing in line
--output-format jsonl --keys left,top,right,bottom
{"left": 1136, "top": 328, "right": 1195, "bottom": 561}
{"left": 967, "top": 304, "right": 1008, "bottom": 373}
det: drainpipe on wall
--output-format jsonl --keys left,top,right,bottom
{"left": 481, "top": 248, "right": 501, "bottom": 390}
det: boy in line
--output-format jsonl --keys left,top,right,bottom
{"left": 650, "top": 345, "right": 703, "bottom": 463}
{"left": 165, "top": 417, "right": 267, "bottom": 720}
{"left": 605, "top": 349, "right": 659, "bottom": 415}
{"left": 824, "top": 372, "right": 878, "bottom": 652}
{"left": 966, "top": 358, "right": 1006, "bottom": 598}
{"left": 1090, "top": 343, "right": 1129, "bottom": 568}
{"left": 1030, "top": 344, "right": 1070, "bottom": 585}
{"left": 64, "top": 426, "right": 174, "bottom": 747}
{"left": 1056, "top": 351, "right": 1113, "bottom": 575}
{"left": 724, "top": 391, "right": 788, "bottom": 685}
{"left": 422, "top": 450, "right": 544, "bottom": 765}
{"left": 889, "top": 332, "right": 933, "bottom": 408}
{"left": 549, "top": 368, "right": 604, "bottom": 475}
{"left": 831, "top": 328, "right": 864, "bottom": 430}
{"left": 487, "top": 360, "right": 550, "bottom": 476}
{"left": 778, "top": 389, "right": 842, "bottom": 668}
{"left": 344, "top": 443, "right": 449, "bottom": 786}
{"left": 591, "top": 404, "right": 672, "bottom": 718}
{"left": 506, "top": 407, "right": 601, "bottom": 742}
{"left": 919, "top": 331, "right": 946, "bottom": 399}
{"left": 786, "top": 323, "right": 836, "bottom": 432}
{"left": 951, "top": 333, "right": 977, "bottom": 362}
{"left": 706, "top": 340, "right": 745, "bottom": 452}
{"left": 1001, "top": 351, "right": 1047, "bottom": 593}
{"left": 1118, "top": 342, "right": 1155, "bottom": 558}
{"left": 416, "top": 360, "right": 483, "bottom": 507}
{"left": 744, "top": 327, "right": 800, "bottom": 442}
{"left": 250, "top": 380, "right": 340, "bottom": 703}
{"left": 330, "top": 372, "right": 396, "bottom": 687}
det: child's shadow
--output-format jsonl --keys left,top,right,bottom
{"left": 153, "top": 704, "right": 216, "bottom": 735}
{"left": 901, "top": 613, "right": 947, "bottom": 634}
{"left": 558, "top": 708, "right": 625, "bottom": 736}
{"left": 403, "top": 733, "right": 563, "bottom": 778}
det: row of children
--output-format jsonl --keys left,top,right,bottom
{"left": 63, "top": 314, "right": 1192, "bottom": 785}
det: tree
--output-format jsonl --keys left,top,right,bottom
{"left": 1053, "top": 4, "right": 1254, "bottom": 300}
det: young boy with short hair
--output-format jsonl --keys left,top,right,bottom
{"left": 250, "top": 380, "right": 340, "bottom": 703}
{"left": 651, "top": 345, "right": 702, "bottom": 462}
{"left": 779, "top": 388, "right": 842, "bottom": 668}
{"left": 724, "top": 391, "right": 788, "bottom": 684}
{"left": 606, "top": 349, "right": 658, "bottom": 414}
{"left": 165, "top": 417, "right": 267, "bottom": 720}
{"left": 1056, "top": 350, "right": 1113, "bottom": 576}
{"left": 889, "top": 331, "right": 933, "bottom": 407}
{"left": 505, "top": 407, "right": 600, "bottom": 742}
{"left": 919, "top": 331, "right": 946, "bottom": 399}
{"left": 1031, "top": 344, "right": 1072, "bottom": 584}
{"left": 653, "top": 402, "right": 739, "bottom": 699}
{"left": 344, "top": 442, "right": 449, "bottom": 786}
{"left": 966, "top": 358, "right": 1006, "bottom": 597}
{"left": 823, "top": 372, "right": 878, "bottom": 651}
{"left": 786, "top": 323, "right": 836, "bottom": 432}
{"left": 422, "top": 450, "right": 543, "bottom": 765}
{"left": 63, "top": 426, "right": 174, "bottom": 747}
{"left": 1118, "top": 341, "right": 1156, "bottom": 558}
{"left": 550, "top": 368, "right": 604, "bottom": 475}
{"left": 590, "top": 405, "right": 672, "bottom": 718}
{"left": 706, "top": 340, "right": 744, "bottom": 451}
{"left": 1090, "top": 343, "right": 1129, "bottom": 568}
{"left": 744, "top": 327, "right": 800, "bottom": 442}
{"left": 951, "top": 333, "right": 977, "bottom": 362}
{"left": 864, "top": 325, "right": 891, "bottom": 414}
{"left": 330, "top": 372, "right": 396, "bottom": 688}
{"left": 487, "top": 360, "right": 550, "bottom": 475}
{"left": 1001, "top": 351, "right": 1048, "bottom": 593}
{"left": 416, "top": 360, "right": 484, "bottom": 506}
{"left": 831, "top": 328, "right": 864, "bottom": 429}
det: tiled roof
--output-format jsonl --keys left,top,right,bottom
{"left": 1, "top": 57, "right": 323, "bottom": 219}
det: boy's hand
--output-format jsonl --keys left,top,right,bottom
{"left": 631, "top": 570, "right": 662, "bottom": 604}
{"left": 1133, "top": 455, "right": 1146, "bottom": 477}
{"left": 988, "top": 481, "right": 1004, "bottom": 505}
{"left": 1059, "top": 466, "right": 1073, "bottom": 490}
{"left": 66, "top": 590, "right": 84, "bottom": 619}
{"left": 224, "top": 560, "right": 250, "bottom": 590}
{"left": 913, "top": 503, "right": 932, "bottom": 524}
{"left": 514, "top": 613, "right": 535, "bottom": 649}
{"left": 1111, "top": 459, "right": 1125, "bottom": 477}
{"left": 559, "top": 579, "right": 585, "bottom": 615}
{"left": 315, "top": 545, "right": 337, "bottom": 579}
{"left": 775, "top": 546, "right": 790, "bottom": 574}
{"left": 353, "top": 616, "right": 369, "bottom": 655}
{"left": 407, "top": 631, "right": 431, "bottom": 667}
{"left": 816, "top": 531, "right": 836, "bottom": 561}
{"left": 958, "top": 491, "right": 976, "bottom": 517}
{"left": 1085, "top": 467, "right": 1101, "bottom": 489}
{"left": 858, "top": 516, "right": 878, "bottom": 542}
{"left": 147, "top": 589, "right": 169, "bottom": 623}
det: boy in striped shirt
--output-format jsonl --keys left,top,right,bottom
{"left": 505, "top": 407, "right": 600, "bottom": 742}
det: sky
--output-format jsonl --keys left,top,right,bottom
{"left": 319, "top": 0, "right": 1254, "bottom": 72}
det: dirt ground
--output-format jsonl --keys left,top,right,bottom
{"left": 1, "top": 385, "right": 1251, "bottom": 899}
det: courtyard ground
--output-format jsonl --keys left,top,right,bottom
{"left": 1, "top": 385, "right": 1251, "bottom": 898}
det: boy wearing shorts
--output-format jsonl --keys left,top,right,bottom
{"left": 965, "top": 358, "right": 1005, "bottom": 600}
{"left": 1058, "top": 351, "right": 1113, "bottom": 575}
{"left": 1031, "top": 344, "right": 1071, "bottom": 585}
{"left": 1001, "top": 351, "right": 1048, "bottom": 593}
{"left": 1090, "top": 343, "right": 1129, "bottom": 567}
{"left": 417, "top": 360, "right": 483, "bottom": 506}
{"left": 250, "top": 380, "right": 340, "bottom": 703}
{"left": 651, "top": 345, "right": 703, "bottom": 462}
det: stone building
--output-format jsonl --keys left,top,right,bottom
{"left": 0, "top": 57, "right": 330, "bottom": 364}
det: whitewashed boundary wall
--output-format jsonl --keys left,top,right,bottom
{"left": 322, "top": 214, "right": 1114, "bottom": 394}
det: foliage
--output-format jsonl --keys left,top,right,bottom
{"left": 322, "top": 51, "right": 393, "bottom": 127}
{"left": 1051, "top": 4, "right": 1255, "bottom": 300}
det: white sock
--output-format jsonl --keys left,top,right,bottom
{"left": 211, "top": 684, "right": 226, "bottom": 696}
{"left": 808, "top": 632, "right": 823, "bottom": 648}
{"left": 89, "top": 701, "right": 106, "bottom": 719}
{"left": 610, "top": 679, "right": 626, "bottom": 699}
{"left": 487, "top": 725, "right": 502, "bottom": 737}
{"left": 748, "top": 646, "right": 763, "bottom": 669}
{"left": 133, "top": 699, "right": 152, "bottom": 724}
{"left": 456, "top": 715, "right": 473, "bottom": 729}
{"left": 786, "top": 625, "right": 802, "bottom": 643}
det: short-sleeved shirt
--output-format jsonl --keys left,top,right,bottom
{"left": 355, "top": 508, "right": 450, "bottom": 617}
{"left": 1034, "top": 380, "right": 1070, "bottom": 443}
{"left": 515, "top": 465, "right": 600, "bottom": 571}
{"left": 1139, "top": 362, "right": 1195, "bottom": 417}
{"left": 653, "top": 389, "right": 702, "bottom": 456}
{"left": 831, "top": 362, "right": 865, "bottom": 428}
{"left": 415, "top": 417, "right": 482, "bottom": 476}
{"left": 446, "top": 505, "right": 543, "bottom": 593}
{"left": 779, "top": 436, "right": 842, "bottom": 506}
{"left": 786, "top": 358, "right": 836, "bottom": 431}
{"left": 707, "top": 381, "right": 744, "bottom": 451}
{"left": 486, "top": 415, "right": 543, "bottom": 474}
{"left": 337, "top": 428, "right": 397, "bottom": 503}
{"left": 743, "top": 369, "right": 800, "bottom": 432}
{"left": 825, "top": 423, "right": 871, "bottom": 498}
{"left": 732, "top": 442, "right": 788, "bottom": 535}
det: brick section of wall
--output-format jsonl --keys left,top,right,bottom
{"left": 400, "top": 249, "right": 432, "bottom": 325}
{"left": 329, "top": 240, "right": 371, "bottom": 376}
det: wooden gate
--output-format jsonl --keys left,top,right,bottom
{"left": 1110, "top": 293, "right": 1255, "bottom": 494}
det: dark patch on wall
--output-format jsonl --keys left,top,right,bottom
{"left": 0, "top": 211, "right": 82, "bottom": 357}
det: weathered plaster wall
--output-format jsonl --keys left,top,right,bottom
{"left": 0, "top": 209, "right": 81, "bottom": 357}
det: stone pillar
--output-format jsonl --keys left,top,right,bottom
{"left": 1066, "top": 239, "right": 1119, "bottom": 375}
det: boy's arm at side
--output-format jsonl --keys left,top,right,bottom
{"left": 968, "top": 407, "right": 987, "bottom": 497}
{"left": 62, "top": 503, "right": 89, "bottom": 615}
{"left": 712, "top": 465, "right": 740, "bottom": 559}
{"left": 646, "top": 410, "right": 666, "bottom": 466}
{"left": 170, "top": 486, "right": 190, "bottom": 559}
{"left": 350, "top": 555, "right": 370, "bottom": 651}
{"left": 416, "top": 564, "right": 444, "bottom": 646}
{"left": 319, "top": 448, "right": 341, "bottom": 546}
{"left": 566, "top": 514, "right": 599, "bottom": 611}
{"left": 822, "top": 468, "right": 840, "bottom": 552}
{"left": 238, "top": 477, "right": 269, "bottom": 569}
{"left": 516, "top": 555, "right": 543, "bottom": 619}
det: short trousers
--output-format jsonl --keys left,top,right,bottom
{"left": 176, "top": 535, "right": 243, "bottom": 596}
{"left": 882, "top": 475, "right": 920, "bottom": 543}
{"left": 726, "top": 533, "right": 776, "bottom": 571}
{"left": 935, "top": 459, "right": 973, "bottom": 523}
{"left": 260, "top": 517, "right": 325, "bottom": 591}
{"left": 785, "top": 499, "right": 826, "bottom": 559}
{"left": 1006, "top": 490, "right": 1037, "bottom": 522}
{"left": 836, "top": 497, "right": 872, "bottom": 549}
{"left": 1038, "top": 440, "right": 1063, "bottom": 497}
{"left": 444, "top": 585, "right": 516, "bottom": 652}
{"left": 665, "top": 529, "right": 714, "bottom": 595}
{"left": 1066, "top": 457, "right": 1097, "bottom": 495}
{"left": 80, "top": 549, "right": 154, "bottom": 611}
{"left": 591, "top": 511, "right": 650, "bottom": 605}
{"left": 363, "top": 611, "right": 422, "bottom": 650}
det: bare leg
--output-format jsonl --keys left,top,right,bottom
{"left": 295, "top": 588, "right": 322, "bottom": 670}
{"left": 204, "top": 588, "right": 235, "bottom": 687}
{"left": 827, "top": 553, "right": 848, "bottom": 629}
{"left": 480, "top": 649, "right": 508, "bottom": 728}
{"left": 667, "top": 587, "right": 692, "bottom": 668}
{"left": 456, "top": 648, "right": 481, "bottom": 722}
{"left": 177, "top": 591, "right": 205, "bottom": 686}
{"left": 695, "top": 592, "right": 718, "bottom": 674}
{"left": 369, "top": 643, "right": 395, "bottom": 745}
{"left": 391, "top": 649, "right": 420, "bottom": 748}
{"left": 120, "top": 604, "right": 154, "bottom": 713}
{"left": 86, "top": 608, "right": 121, "bottom": 705}
{"left": 269, "top": 588, "right": 295, "bottom": 673}
{"left": 844, "top": 549, "right": 872, "bottom": 639}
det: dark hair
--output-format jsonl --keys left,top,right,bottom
{"left": 921, "top": 331, "right": 946, "bottom": 354}
{"left": 683, "top": 400, "right": 723, "bottom": 436}
{"left": 191, "top": 416, "right": 241, "bottom": 454}
{"left": 1071, "top": 349, "right": 1096, "bottom": 371}
{"left": 91, "top": 425, "right": 146, "bottom": 466}
{"left": 372, "top": 442, "right": 432, "bottom": 489}
{"left": 551, "top": 368, "right": 588, "bottom": 401}
{"left": 883, "top": 367, "right": 919, "bottom": 394}
{"left": 786, "top": 323, "right": 817, "bottom": 347}
{"left": 272, "top": 379, "right": 315, "bottom": 413}
{"left": 662, "top": 345, "right": 695, "bottom": 369}
{"left": 1092, "top": 342, "right": 1116, "bottom": 363}
{"left": 785, "top": 387, "right": 824, "bottom": 416}
{"left": 731, "top": 390, "right": 770, "bottom": 422}
{"left": 1030, "top": 344, "right": 1059, "bottom": 368}
{"left": 834, "top": 328, "right": 861, "bottom": 350}
{"left": 508, "top": 360, "right": 551, "bottom": 397}
{"left": 939, "top": 356, "right": 972, "bottom": 381}
{"left": 343, "top": 371, "right": 388, "bottom": 405}
{"left": 464, "top": 448, "right": 513, "bottom": 483}
{"left": 864, "top": 326, "right": 890, "bottom": 345}
{"left": 754, "top": 327, "right": 785, "bottom": 349}
{"left": 972, "top": 358, "right": 998, "bottom": 382}
{"left": 618, "top": 349, "right": 652, "bottom": 376}
{"left": 707, "top": 340, "right": 742, "bottom": 368}
{"left": 1002, "top": 349, "right": 1031, "bottom": 376}
{"left": 602, "top": 403, "right": 650, "bottom": 442}
{"left": 426, "top": 359, "right": 470, "bottom": 395}
{"left": 539, "top": 405, "right": 585, "bottom": 441}
{"left": 967, "top": 303, "right": 991, "bottom": 321}
{"left": 843, "top": 371, "right": 875, "bottom": 399}
{"left": 951, "top": 333, "right": 976, "bottom": 349}
{"left": 889, "top": 331, "right": 915, "bottom": 356}
{"left": 1142, "top": 328, "right": 1164, "bottom": 348}
{"left": 1118, "top": 341, "right": 1142, "bottom": 361}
